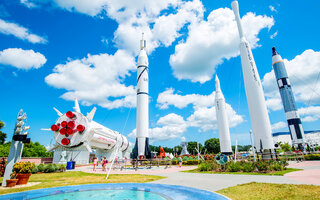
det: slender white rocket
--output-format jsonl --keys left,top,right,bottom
{"left": 215, "top": 75, "right": 233, "bottom": 155}
{"left": 136, "top": 34, "right": 150, "bottom": 159}
{"left": 231, "top": 0, "right": 274, "bottom": 151}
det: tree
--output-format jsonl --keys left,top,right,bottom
{"left": 0, "top": 141, "right": 53, "bottom": 157}
{"left": 204, "top": 138, "right": 220, "bottom": 154}
{"left": 0, "top": 121, "right": 7, "bottom": 144}
{"left": 187, "top": 141, "right": 203, "bottom": 155}
{"left": 280, "top": 142, "right": 292, "bottom": 152}
{"left": 173, "top": 145, "right": 182, "bottom": 155}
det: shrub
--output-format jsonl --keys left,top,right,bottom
{"left": 304, "top": 154, "right": 320, "bottom": 160}
{"left": 255, "top": 161, "right": 268, "bottom": 172}
{"left": 44, "top": 164, "right": 55, "bottom": 173}
{"left": 199, "top": 162, "right": 213, "bottom": 171}
{"left": 269, "top": 163, "right": 284, "bottom": 171}
{"left": 226, "top": 162, "right": 242, "bottom": 172}
{"left": 278, "top": 159, "right": 289, "bottom": 168}
{"left": 32, "top": 166, "right": 38, "bottom": 174}
{"left": 38, "top": 163, "right": 45, "bottom": 172}
{"left": 242, "top": 162, "right": 255, "bottom": 172}
{"left": 59, "top": 164, "right": 66, "bottom": 172}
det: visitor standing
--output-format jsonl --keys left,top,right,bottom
{"left": 93, "top": 157, "right": 97, "bottom": 171}
{"left": 178, "top": 156, "right": 182, "bottom": 168}
{"left": 102, "top": 157, "right": 107, "bottom": 171}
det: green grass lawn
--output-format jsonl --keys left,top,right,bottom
{"left": 0, "top": 171, "right": 165, "bottom": 195}
{"left": 216, "top": 182, "right": 320, "bottom": 200}
{"left": 182, "top": 168, "right": 302, "bottom": 176}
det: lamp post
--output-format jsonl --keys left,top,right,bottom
{"left": 2, "top": 109, "right": 30, "bottom": 186}
{"left": 249, "top": 130, "right": 256, "bottom": 162}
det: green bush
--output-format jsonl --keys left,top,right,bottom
{"left": 58, "top": 164, "right": 66, "bottom": 172}
{"left": 269, "top": 163, "right": 284, "bottom": 171}
{"left": 32, "top": 166, "right": 38, "bottom": 174}
{"left": 199, "top": 162, "right": 213, "bottom": 171}
{"left": 38, "top": 163, "right": 45, "bottom": 172}
{"left": 44, "top": 164, "right": 55, "bottom": 173}
{"left": 255, "top": 161, "right": 268, "bottom": 172}
{"left": 242, "top": 162, "right": 255, "bottom": 172}
{"left": 172, "top": 160, "right": 178, "bottom": 165}
{"left": 304, "top": 154, "right": 320, "bottom": 160}
{"left": 226, "top": 162, "right": 242, "bottom": 172}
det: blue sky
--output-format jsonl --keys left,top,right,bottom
{"left": 0, "top": 0, "right": 319, "bottom": 148}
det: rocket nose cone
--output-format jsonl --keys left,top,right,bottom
{"left": 272, "top": 47, "right": 278, "bottom": 56}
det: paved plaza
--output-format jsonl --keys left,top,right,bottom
{"left": 74, "top": 160, "right": 320, "bottom": 193}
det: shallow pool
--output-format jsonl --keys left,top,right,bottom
{"left": 34, "top": 189, "right": 168, "bottom": 200}
{"left": 0, "top": 183, "right": 229, "bottom": 200}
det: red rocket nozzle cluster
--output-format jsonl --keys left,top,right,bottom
{"left": 50, "top": 111, "right": 86, "bottom": 146}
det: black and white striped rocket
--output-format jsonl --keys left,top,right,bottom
{"left": 132, "top": 35, "right": 151, "bottom": 159}
{"left": 272, "top": 47, "right": 305, "bottom": 147}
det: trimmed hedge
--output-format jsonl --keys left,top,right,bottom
{"left": 304, "top": 154, "right": 320, "bottom": 160}
{"left": 32, "top": 163, "right": 66, "bottom": 173}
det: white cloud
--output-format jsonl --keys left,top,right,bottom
{"left": 45, "top": 50, "right": 136, "bottom": 109}
{"left": 271, "top": 121, "right": 287, "bottom": 131}
{"left": 187, "top": 105, "right": 244, "bottom": 132}
{"left": 169, "top": 8, "right": 274, "bottom": 83}
{"left": 270, "top": 31, "right": 278, "bottom": 39}
{"left": 0, "top": 48, "right": 47, "bottom": 70}
{"left": 157, "top": 88, "right": 214, "bottom": 109}
{"left": 0, "top": 19, "right": 47, "bottom": 44}
{"left": 298, "top": 106, "right": 320, "bottom": 122}
{"left": 269, "top": 5, "right": 277, "bottom": 13}
{"left": 157, "top": 88, "right": 244, "bottom": 132}
{"left": 129, "top": 113, "right": 188, "bottom": 141}
{"left": 263, "top": 49, "right": 320, "bottom": 111}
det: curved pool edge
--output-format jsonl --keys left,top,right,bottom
{"left": 0, "top": 183, "right": 230, "bottom": 200}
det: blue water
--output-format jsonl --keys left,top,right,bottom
{"left": 33, "top": 189, "right": 168, "bottom": 200}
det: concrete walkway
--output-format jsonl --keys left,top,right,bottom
{"left": 284, "top": 161, "right": 320, "bottom": 185}
{"left": 75, "top": 161, "right": 320, "bottom": 193}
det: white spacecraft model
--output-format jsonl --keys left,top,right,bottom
{"left": 231, "top": 0, "right": 274, "bottom": 152}
{"left": 215, "top": 75, "right": 233, "bottom": 155}
{"left": 48, "top": 99, "right": 131, "bottom": 164}
{"left": 132, "top": 35, "right": 152, "bottom": 159}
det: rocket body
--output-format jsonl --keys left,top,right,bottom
{"left": 133, "top": 37, "right": 151, "bottom": 159}
{"left": 231, "top": 1, "right": 274, "bottom": 151}
{"left": 272, "top": 47, "right": 305, "bottom": 146}
{"left": 215, "top": 76, "right": 233, "bottom": 155}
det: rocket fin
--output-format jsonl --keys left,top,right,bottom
{"left": 47, "top": 144, "right": 59, "bottom": 152}
{"left": 145, "top": 138, "right": 152, "bottom": 159}
{"left": 86, "top": 107, "right": 96, "bottom": 121}
{"left": 74, "top": 98, "right": 81, "bottom": 113}
{"left": 53, "top": 107, "right": 63, "bottom": 117}
{"left": 84, "top": 142, "right": 93, "bottom": 153}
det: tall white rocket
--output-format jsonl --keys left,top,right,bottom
{"left": 134, "top": 34, "right": 151, "bottom": 159}
{"left": 231, "top": 1, "right": 274, "bottom": 152}
{"left": 215, "top": 75, "right": 233, "bottom": 155}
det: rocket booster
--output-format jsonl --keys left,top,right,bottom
{"left": 215, "top": 75, "right": 233, "bottom": 155}
{"left": 133, "top": 35, "right": 151, "bottom": 159}
{"left": 272, "top": 47, "right": 305, "bottom": 146}
{"left": 231, "top": 0, "right": 274, "bottom": 151}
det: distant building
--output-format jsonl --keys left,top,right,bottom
{"left": 273, "top": 130, "right": 320, "bottom": 146}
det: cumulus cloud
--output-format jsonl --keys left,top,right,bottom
{"left": 129, "top": 113, "right": 188, "bottom": 141}
{"left": 271, "top": 121, "right": 287, "bottom": 131}
{"left": 157, "top": 88, "right": 214, "bottom": 109}
{"left": 169, "top": 8, "right": 274, "bottom": 83}
{"left": 45, "top": 50, "right": 136, "bottom": 109}
{"left": 0, "top": 19, "right": 47, "bottom": 44}
{"left": 157, "top": 88, "right": 244, "bottom": 132}
{"left": 0, "top": 48, "right": 46, "bottom": 69}
{"left": 298, "top": 106, "right": 320, "bottom": 122}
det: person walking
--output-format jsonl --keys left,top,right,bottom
{"left": 93, "top": 157, "right": 97, "bottom": 171}
{"left": 178, "top": 156, "right": 182, "bottom": 168}
{"left": 102, "top": 157, "right": 107, "bottom": 171}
